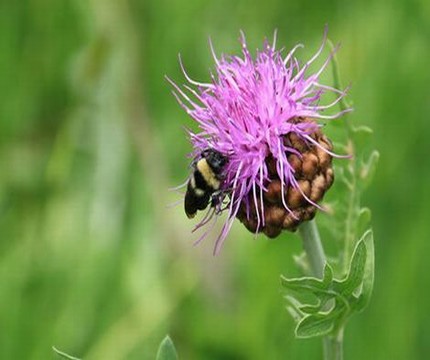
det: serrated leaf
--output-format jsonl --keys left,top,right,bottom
{"left": 322, "top": 263, "right": 334, "bottom": 286}
{"left": 285, "top": 294, "right": 305, "bottom": 310}
{"left": 336, "top": 166, "right": 353, "bottom": 190}
{"left": 299, "top": 304, "right": 321, "bottom": 314}
{"left": 286, "top": 295, "right": 309, "bottom": 317}
{"left": 156, "top": 336, "right": 178, "bottom": 360}
{"left": 350, "top": 128, "right": 373, "bottom": 152}
{"left": 295, "top": 308, "right": 341, "bottom": 338}
{"left": 299, "top": 299, "right": 328, "bottom": 314}
{"left": 333, "top": 240, "right": 367, "bottom": 296}
{"left": 287, "top": 305, "right": 303, "bottom": 322}
{"left": 286, "top": 292, "right": 329, "bottom": 315}
{"left": 357, "top": 207, "right": 372, "bottom": 236}
{"left": 352, "top": 125, "right": 373, "bottom": 134}
{"left": 360, "top": 150, "right": 380, "bottom": 189}
{"left": 356, "top": 230, "right": 375, "bottom": 311}
{"left": 281, "top": 275, "right": 329, "bottom": 294}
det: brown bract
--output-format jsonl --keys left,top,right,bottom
{"left": 236, "top": 118, "right": 334, "bottom": 237}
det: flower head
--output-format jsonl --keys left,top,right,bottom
{"left": 168, "top": 29, "right": 351, "bottom": 254}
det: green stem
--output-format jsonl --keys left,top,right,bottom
{"left": 298, "top": 220, "right": 344, "bottom": 360}
{"left": 323, "top": 330, "right": 344, "bottom": 360}
{"left": 329, "top": 39, "right": 358, "bottom": 276}
{"left": 298, "top": 220, "right": 325, "bottom": 278}
{"left": 343, "top": 167, "right": 358, "bottom": 273}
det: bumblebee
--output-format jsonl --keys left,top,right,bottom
{"left": 184, "top": 149, "right": 228, "bottom": 219}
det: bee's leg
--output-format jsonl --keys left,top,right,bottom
{"left": 210, "top": 192, "right": 226, "bottom": 215}
{"left": 193, "top": 212, "right": 219, "bottom": 246}
{"left": 210, "top": 186, "right": 237, "bottom": 213}
{"left": 192, "top": 206, "right": 216, "bottom": 233}
{"left": 210, "top": 196, "right": 220, "bottom": 208}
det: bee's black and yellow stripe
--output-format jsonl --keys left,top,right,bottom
{"left": 184, "top": 149, "right": 227, "bottom": 219}
{"left": 184, "top": 158, "right": 221, "bottom": 219}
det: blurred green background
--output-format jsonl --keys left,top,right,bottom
{"left": 1, "top": 0, "right": 429, "bottom": 359}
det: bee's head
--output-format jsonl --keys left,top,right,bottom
{"left": 201, "top": 149, "right": 228, "bottom": 173}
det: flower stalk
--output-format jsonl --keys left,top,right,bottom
{"left": 323, "top": 331, "right": 344, "bottom": 360}
{"left": 298, "top": 220, "right": 325, "bottom": 278}
{"left": 298, "top": 220, "right": 344, "bottom": 360}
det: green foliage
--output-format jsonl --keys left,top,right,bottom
{"left": 156, "top": 336, "right": 179, "bottom": 360}
{"left": 52, "top": 347, "right": 81, "bottom": 360}
{"left": 282, "top": 230, "right": 374, "bottom": 339}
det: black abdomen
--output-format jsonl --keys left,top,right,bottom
{"left": 184, "top": 172, "right": 213, "bottom": 218}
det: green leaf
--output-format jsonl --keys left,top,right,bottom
{"left": 322, "top": 263, "right": 334, "bottom": 286}
{"left": 295, "top": 308, "right": 341, "bottom": 338}
{"left": 360, "top": 150, "right": 380, "bottom": 189}
{"left": 350, "top": 124, "right": 375, "bottom": 151}
{"left": 52, "top": 347, "right": 81, "bottom": 360}
{"left": 299, "top": 298, "right": 330, "bottom": 314}
{"left": 156, "top": 336, "right": 178, "bottom": 360}
{"left": 328, "top": 39, "right": 351, "bottom": 112}
{"left": 336, "top": 166, "right": 353, "bottom": 190}
{"left": 287, "top": 305, "right": 303, "bottom": 322}
{"left": 281, "top": 275, "right": 330, "bottom": 295}
{"left": 283, "top": 234, "right": 374, "bottom": 339}
{"left": 352, "top": 125, "right": 373, "bottom": 134}
{"left": 357, "top": 207, "right": 372, "bottom": 236}
{"left": 356, "top": 230, "right": 375, "bottom": 311}
{"left": 299, "top": 303, "right": 322, "bottom": 314}
{"left": 281, "top": 261, "right": 334, "bottom": 292}
{"left": 333, "top": 239, "right": 367, "bottom": 296}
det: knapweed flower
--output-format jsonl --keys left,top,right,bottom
{"left": 168, "top": 29, "right": 351, "bottom": 254}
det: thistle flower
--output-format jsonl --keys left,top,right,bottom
{"left": 168, "top": 28, "right": 351, "bottom": 254}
